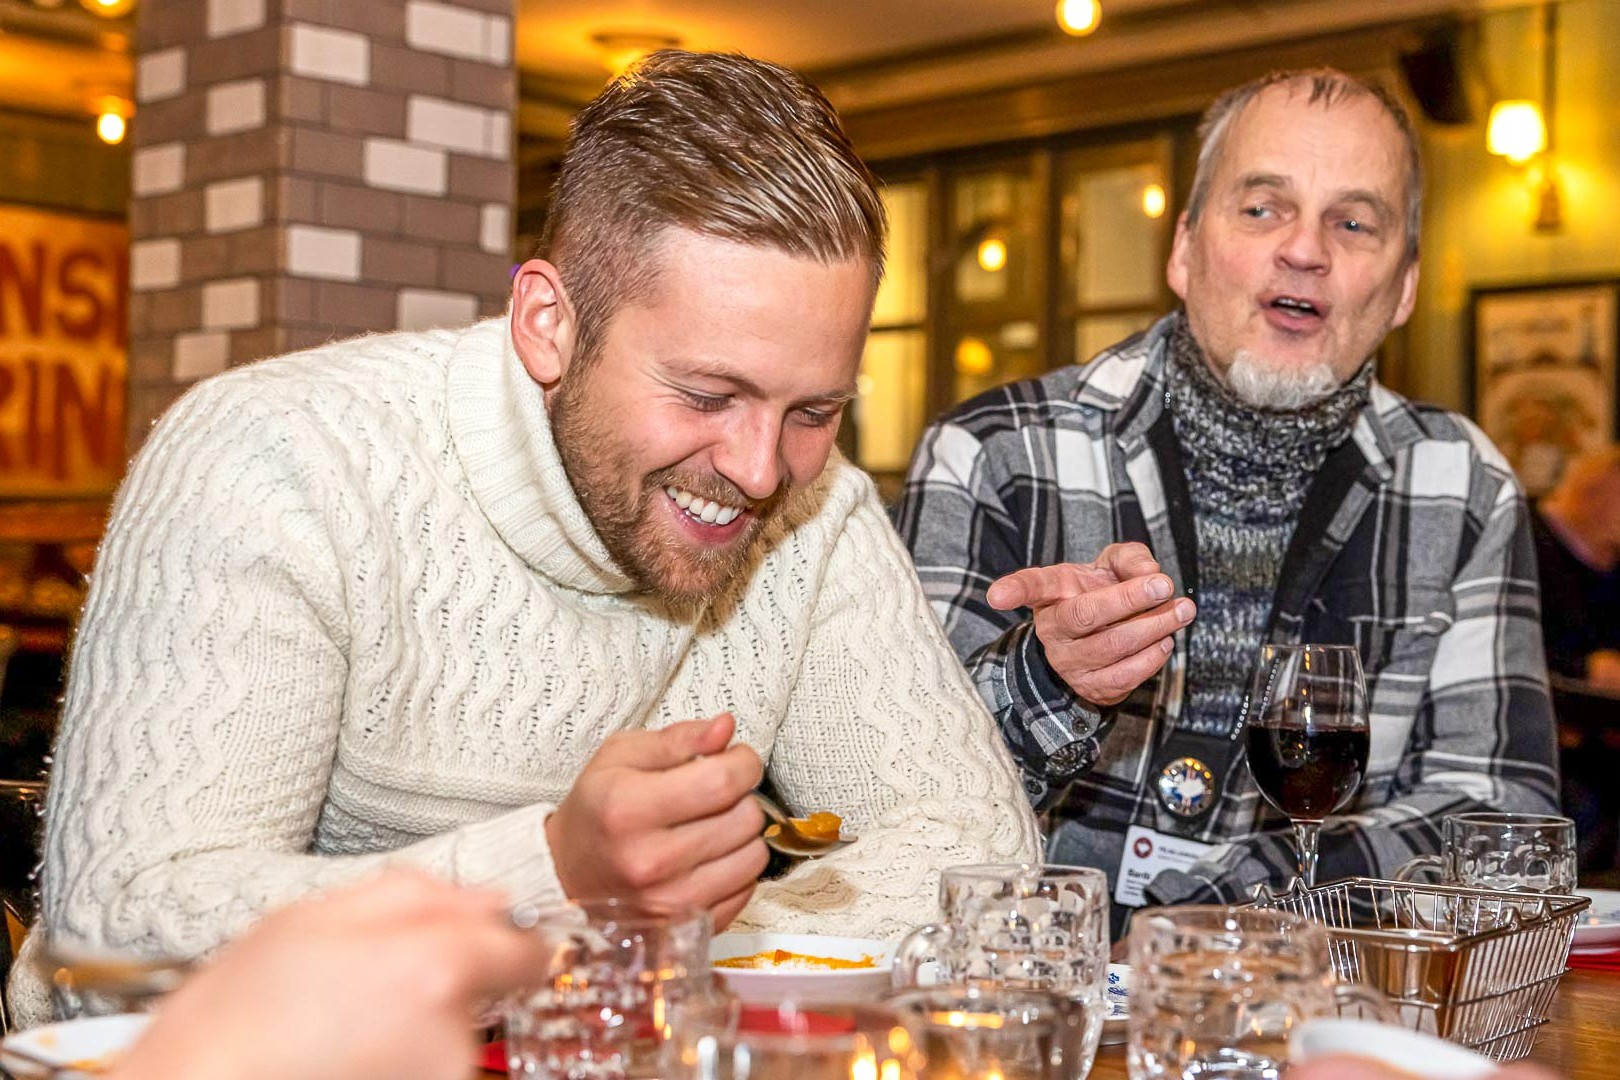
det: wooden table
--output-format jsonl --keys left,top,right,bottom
{"left": 478, "top": 969, "right": 1617, "bottom": 1078}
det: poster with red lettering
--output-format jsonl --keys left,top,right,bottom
{"left": 0, "top": 203, "right": 128, "bottom": 498}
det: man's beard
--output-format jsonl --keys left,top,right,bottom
{"left": 549, "top": 370, "right": 777, "bottom": 607}
{"left": 1225, "top": 348, "right": 1341, "bottom": 411}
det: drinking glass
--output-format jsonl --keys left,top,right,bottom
{"left": 1395, "top": 812, "right": 1578, "bottom": 894}
{"left": 661, "top": 996, "right": 924, "bottom": 1080}
{"left": 1127, "top": 905, "right": 1391, "bottom": 1080}
{"left": 886, "top": 985, "right": 1089, "bottom": 1080}
{"left": 892, "top": 864, "right": 1108, "bottom": 1079}
{"left": 504, "top": 900, "right": 711, "bottom": 1080}
{"left": 1245, "top": 644, "right": 1370, "bottom": 887}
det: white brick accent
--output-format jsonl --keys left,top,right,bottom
{"left": 202, "top": 278, "right": 260, "bottom": 330}
{"left": 288, "top": 24, "right": 370, "bottom": 86}
{"left": 206, "top": 0, "right": 266, "bottom": 38}
{"left": 131, "top": 143, "right": 185, "bottom": 196}
{"left": 363, "top": 139, "right": 447, "bottom": 196}
{"left": 205, "top": 177, "right": 265, "bottom": 234}
{"left": 406, "top": 1, "right": 500, "bottom": 62}
{"left": 397, "top": 288, "right": 477, "bottom": 331}
{"left": 479, "top": 204, "right": 509, "bottom": 256}
{"left": 129, "top": 239, "right": 181, "bottom": 292}
{"left": 286, "top": 225, "right": 362, "bottom": 281}
{"left": 173, "top": 332, "right": 231, "bottom": 381}
{"left": 485, "top": 14, "right": 511, "bottom": 66}
{"left": 407, "top": 96, "right": 489, "bottom": 156}
{"left": 488, "top": 110, "right": 511, "bottom": 161}
{"left": 136, "top": 48, "right": 186, "bottom": 104}
{"left": 206, "top": 79, "right": 267, "bottom": 137}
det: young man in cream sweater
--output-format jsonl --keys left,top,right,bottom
{"left": 18, "top": 51, "right": 1038, "bottom": 1020}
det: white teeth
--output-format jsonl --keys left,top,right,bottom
{"left": 666, "top": 486, "right": 747, "bottom": 526}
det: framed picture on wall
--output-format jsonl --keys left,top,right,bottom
{"left": 1470, "top": 279, "right": 1620, "bottom": 497}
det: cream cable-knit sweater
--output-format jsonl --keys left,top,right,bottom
{"left": 16, "top": 316, "right": 1038, "bottom": 1021}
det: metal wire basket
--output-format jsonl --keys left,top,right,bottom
{"left": 1246, "top": 877, "right": 1589, "bottom": 1061}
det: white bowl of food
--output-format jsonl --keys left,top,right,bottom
{"left": 1, "top": 1014, "right": 151, "bottom": 1078}
{"left": 1289, "top": 1018, "right": 1498, "bottom": 1079}
{"left": 710, "top": 932, "right": 894, "bottom": 1005}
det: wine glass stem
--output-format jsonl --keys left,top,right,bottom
{"left": 1293, "top": 819, "right": 1322, "bottom": 888}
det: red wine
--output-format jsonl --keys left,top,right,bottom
{"left": 1245, "top": 724, "right": 1368, "bottom": 820}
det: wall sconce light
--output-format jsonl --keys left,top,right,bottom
{"left": 1486, "top": 101, "right": 1545, "bottom": 164}
{"left": 1056, "top": 0, "right": 1101, "bottom": 37}
{"left": 1486, "top": 3, "right": 1563, "bottom": 232}
{"left": 1141, "top": 183, "right": 1167, "bottom": 219}
{"left": 95, "top": 97, "right": 130, "bottom": 144}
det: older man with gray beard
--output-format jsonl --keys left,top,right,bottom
{"left": 897, "top": 68, "right": 1557, "bottom": 936}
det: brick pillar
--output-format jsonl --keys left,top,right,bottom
{"left": 124, "top": 0, "right": 515, "bottom": 447}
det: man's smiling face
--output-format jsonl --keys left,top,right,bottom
{"left": 547, "top": 228, "right": 873, "bottom": 605}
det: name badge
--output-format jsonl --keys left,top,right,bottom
{"left": 1114, "top": 824, "right": 1216, "bottom": 907}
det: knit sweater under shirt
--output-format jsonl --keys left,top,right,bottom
{"left": 1165, "top": 316, "right": 1370, "bottom": 736}
{"left": 19, "top": 316, "right": 1038, "bottom": 1023}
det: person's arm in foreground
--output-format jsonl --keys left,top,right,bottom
{"left": 1148, "top": 481, "right": 1560, "bottom": 903}
{"left": 110, "top": 870, "right": 546, "bottom": 1080}
{"left": 732, "top": 484, "right": 1041, "bottom": 941}
{"left": 44, "top": 378, "right": 765, "bottom": 966}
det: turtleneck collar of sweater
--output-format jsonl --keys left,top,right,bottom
{"left": 445, "top": 315, "right": 637, "bottom": 595}
{"left": 1166, "top": 312, "right": 1371, "bottom": 516}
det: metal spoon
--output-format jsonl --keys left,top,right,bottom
{"left": 750, "top": 792, "right": 856, "bottom": 858}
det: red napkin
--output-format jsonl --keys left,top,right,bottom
{"left": 1568, "top": 947, "right": 1620, "bottom": 972}
{"left": 480, "top": 1040, "right": 507, "bottom": 1073}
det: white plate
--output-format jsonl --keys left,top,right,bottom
{"left": 1290, "top": 1018, "right": 1497, "bottom": 1079}
{"left": 711, "top": 933, "right": 894, "bottom": 1005}
{"left": 1, "top": 1014, "right": 151, "bottom": 1078}
{"left": 1573, "top": 888, "right": 1620, "bottom": 950}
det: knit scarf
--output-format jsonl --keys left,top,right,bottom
{"left": 1165, "top": 314, "right": 1370, "bottom": 735}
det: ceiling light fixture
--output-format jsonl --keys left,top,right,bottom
{"left": 1057, "top": 0, "right": 1101, "bottom": 37}
{"left": 81, "top": 0, "right": 137, "bottom": 16}
{"left": 591, "top": 30, "right": 683, "bottom": 78}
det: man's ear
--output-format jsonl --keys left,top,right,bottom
{"left": 1166, "top": 211, "right": 1193, "bottom": 302}
{"left": 509, "top": 259, "right": 576, "bottom": 386}
{"left": 1390, "top": 256, "right": 1421, "bottom": 330}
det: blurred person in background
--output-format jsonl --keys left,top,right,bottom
{"left": 897, "top": 67, "right": 1556, "bottom": 935}
{"left": 1531, "top": 445, "right": 1620, "bottom": 688}
{"left": 15, "top": 50, "right": 1036, "bottom": 1026}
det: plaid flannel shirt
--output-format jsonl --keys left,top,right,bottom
{"left": 895, "top": 314, "right": 1559, "bottom": 921}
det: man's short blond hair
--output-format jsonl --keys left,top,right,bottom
{"left": 1185, "top": 68, "right": 1424, "bottom": 263}
{"left": 540, "top": 50, "right": 887, "bottom": 366}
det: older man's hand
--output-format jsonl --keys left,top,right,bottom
{"left": 546, "top": 712, "right": 768, "bottom": 930}
{"left": 986, "top": 542, "right": 1195, "bottom": 707}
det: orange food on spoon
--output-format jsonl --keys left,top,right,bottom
{"left": 791, "top": 811, "right": 842, "bottom": 840}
